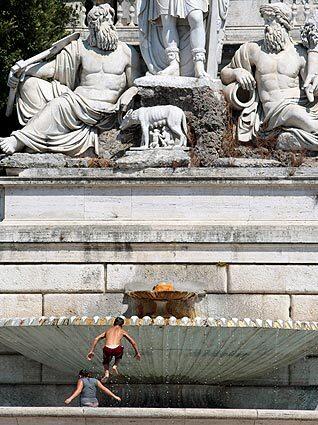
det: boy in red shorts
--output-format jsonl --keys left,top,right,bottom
{"left": 87, "top": 317, "right": 141, "bottom": 382}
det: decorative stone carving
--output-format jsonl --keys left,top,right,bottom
{"left": 120, "top": 105, "right": 188, "bottom": 149}
{"left": 0, "top": 4, "right": 140, "bottom": 157}
{"left": 137, "top": 0, "right": 229, "bottom": 79}
{"left": 221, "top": 3, "right": 318, "bottom": 152}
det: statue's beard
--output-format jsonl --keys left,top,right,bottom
{"left": 90, "top": 22, "right": 119, "bottom": 51}
{"left": 264, "top": 26, "right": 289, "bottom": 53}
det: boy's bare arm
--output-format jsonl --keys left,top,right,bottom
{"left": 123, "top": 331, "right": 141, "bottom": 360}
{"left": 87, "top": 332, "right": 105, "bottom": 360}
{"left": 65, "top": 379, "right": 84, "bottom": 404}
{"left": 97, "top": 381, "right": 121, "bottom": 401}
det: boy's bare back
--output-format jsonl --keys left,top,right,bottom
{"left": 104, "top": 326, "right": 126, "bottom": 347}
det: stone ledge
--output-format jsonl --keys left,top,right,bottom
{"left": 134, "top": 75, "right": 223, "bottom": 90}
{"left": 1, "top": 242, "right": 318, "bottom": 264}
{"left": 0, "top": 222, "right": 318, "bottom": 243}
{"left": 0, "top": 407, "right": 317, "bottom": 423}
{"left": 2, "top": 166, "right": 318, "bottom": 183}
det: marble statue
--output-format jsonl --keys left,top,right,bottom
{"left": 120, "top": 105, "right": 188, "bottom": 148}
{"left": 221, "top": 3, "right": 318, "bottom": 151}
{"left": 0, "top": 4, "right": 140, "bottom": 157}
{"left": 137, "top": 0, "right": 229, "bottom": 78}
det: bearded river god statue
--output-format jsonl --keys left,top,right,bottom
{"left": 0, "top": 4, "right": 140, "bottom": 157}
{"left": 137, "top": 0, "right": 230, "bottom": 79}
{"left": 221, "top": 3, "right": 318, "bottom": 152}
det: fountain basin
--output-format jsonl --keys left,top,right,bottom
{"left": 0, "top": 316, "right": 318, "bottom": 384}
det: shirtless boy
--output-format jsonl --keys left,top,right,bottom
{"left": 87, "top": 317, "right": 141, "bottom": 382}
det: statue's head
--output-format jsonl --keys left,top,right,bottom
{"left": 87, "top": 4, "right": 119, "bottom": 51}
{"left": 260, "top": 3, "right": 293, "bottom": 53}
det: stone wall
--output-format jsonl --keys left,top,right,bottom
{"left": 0, "top": 168, "right": 318, "bottom": 407}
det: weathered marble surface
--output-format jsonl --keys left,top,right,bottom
{"left": 0, "top": 4, "right": 140, "bottom": 157}
{"left": 221, "top": 3, "right": 318, "bottom": 152}
{"left": 116, "top": 147, "right": 190, "bottom": 168}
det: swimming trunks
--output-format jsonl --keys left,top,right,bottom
{"left": 103, "top": 345, "right": 124, "bottom": 365}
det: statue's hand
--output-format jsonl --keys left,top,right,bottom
{"left": 234, "top": 69, "right": 256, "bottom": 92}
{"left": 119, "top": 87, "right": 139, "bottom": 112}
{"left": 7, "top": 60, "right": 26, "bottom": 90}
{"left": 303, "top": 73, "right": 318, "bottom": 103}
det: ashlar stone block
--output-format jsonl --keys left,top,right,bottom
{"left": 0, "top": 294, "right": 42, "bottom": 317}
{"left": 291, "top": 295, "right": 318, "bottom": 321}
{"left": 197, "top": 294, "right": 290, "bottom": 319}
{"left": 0, "top": 264, "right": 105, "bottom": 293}
{"left": 229, "top": 265, "right": 318, "bottom": 294}
{"left": 44, "top": 293, "right": 126, "bottom": 317}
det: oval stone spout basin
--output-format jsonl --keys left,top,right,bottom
{"left": 127, "top": 290, "right": 196, "bottom": 318}
{"left": 0, "top": 316, "right": 318, "bottom": 384}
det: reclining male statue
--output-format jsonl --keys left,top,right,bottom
{"left": 221, "top": 3, "right": 318, "bottom": 151}
{"left": 0, "top": 4, "right": 140, "bottom": 157}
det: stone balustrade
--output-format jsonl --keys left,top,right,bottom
{"left": 65, "top": 0, "right": 318, "bottom": 44}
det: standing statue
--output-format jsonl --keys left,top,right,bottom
{"left": 0, "top": 4, "right": 140, "bottom": 157}
{"left": 137, "top": 0, "right": 229, "bottom": 78}
{"left": 221, "top": 3, "right": 318, "bottom": 151}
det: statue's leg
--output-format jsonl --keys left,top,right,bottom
{"left": 158, "top": 15, "right": 181, "bottom": 76}
{"left": 278, "top": 104, "right": 318, "bottom": 133}
{"left": 0, "top": 78, "right": 69, "bottom": 155}
{"left": 16, "top": 77, "right": 57, "bottom": 126}
{"left": 188, "top": 10, "right": 209, "bottom": 78}
{"left": 1, "top": 92, "right": 96, "bottom": 157}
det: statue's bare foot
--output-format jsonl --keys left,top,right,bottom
{"left": 197, "top": 70, "right": 211, "bottom": 79}
{"left": 0, "top": 136, "right": 24, "bottom": 155}
{"left": 158, "top": 62, "right": 180, "bottom": 77}
{"left": 101, "top": 370, "right": 109, "bottom": 383}
{"left": 194, "top": 61, "right": 211, "bottom": 80}
{"left": 112, "top": 365, "right": 119, "bottom": 375}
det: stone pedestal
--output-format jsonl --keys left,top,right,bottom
{"left": 133, "top": 76, "right": 230, "bottom": 167}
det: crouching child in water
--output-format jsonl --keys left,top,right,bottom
{"left": 87, "top": 316, "right": 141, "bottom": 382}
{"left": 64, "top": 369, "right": 121, "bottom": 407}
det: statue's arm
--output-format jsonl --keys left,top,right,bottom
{"left": 221, "top": 43, "right": 257, "bottom": 92}
{"left": 125, "top": 45, "right": 142, "bottom": 87}
{"left": 220, "top": 66, "right": 238, "bottom": 85}
{"left": 24, "top": 59, "right": 56, "bottom": 80}
{"left": 8, "top": 58, "right": 56, "bottom": 91}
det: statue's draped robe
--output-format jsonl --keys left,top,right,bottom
{"left": 137, "top": 0, "right": 210, "bottom": 76}
{"left": 12, "top": 40, "right": 124, "bottom": 156}
{"left": 227, "top": 43, "right": 318, "bottom": 150}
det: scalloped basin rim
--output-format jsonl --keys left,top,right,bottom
{"left": 1, "top": 315, "right": 318, "bottom": 330}
{"left": 127, "top": 291, "right": 197, "bottom": 300}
